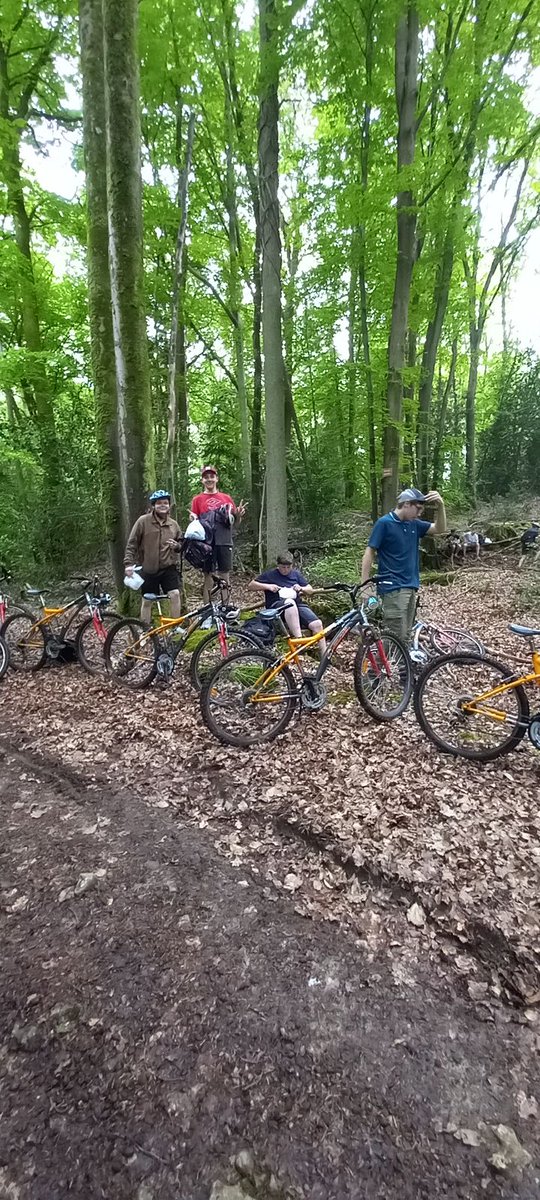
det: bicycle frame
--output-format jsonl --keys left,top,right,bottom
{"left": 21, "top": 577, "right": 108, "bottom": 641}
{"left": 462, "top": 650, "right": 540, "bottom": 723}
{"left": 121, "top": 586, "right": 232, "bottom": 659}
{"left": 249, "top": 601, "right": 391, "bottom": 703}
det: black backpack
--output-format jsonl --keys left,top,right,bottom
{"left": 181, "top": 538, "right": 213, "bottom": 572}
{"left": 241, "top": 615, "right": 275, "bottom": 647}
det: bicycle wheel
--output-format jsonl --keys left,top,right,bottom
{"left": 2, "top": 611, "right": 45, "bottom": 671}
{"left": 201, "top": 648, "right": 297, "bottom": 747}
{"left": 0, "top": 634, "right": 8, "bottom": 679}
{"left": 75, "top": 611, "right": 123, "bottom": 675}
{"left": 104, "top": 618, "right": 157, "bottom": 688}
{"left": 189, "top": 628, "right": 262, "bottom": 692}
{"left": 414, "top": 653, "right": 529, "bottom": 762}
{"left": 430, "top": 625, "right": 485, "bottom": 656}
{"left": 354, "top": 629, "right": 412, "bottom": 721}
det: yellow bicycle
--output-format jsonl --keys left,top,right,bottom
{"left": 413, "top": 622, "right": 540, "bottom": 761}
{"left": 200, "top": 581, "right": 413, "bottom": 746}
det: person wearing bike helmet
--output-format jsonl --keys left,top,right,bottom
{"left": 124, "top": 490, "right": 182, "bottom": 622}
{"left": 190, "top": 466, "right": 246, "bottom": 621}
{"left": 361, "top": 486, "right": 447, "bottom": 643}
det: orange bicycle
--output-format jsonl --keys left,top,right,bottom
{"left": 414, "top": 622, "right": 540, "bottom": 761}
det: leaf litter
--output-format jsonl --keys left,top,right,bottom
{"left": 1, "top": 563, "right": 539, "bottom": 1003}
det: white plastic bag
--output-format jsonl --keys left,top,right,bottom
{"left": 124, "top": 567, "right": 144, "bottom": 591}
{"left": 184, "top": 518, "right": 206, "bottom": 541}
{"left": 278, "top": 586, "right": 297, "bottom": 604}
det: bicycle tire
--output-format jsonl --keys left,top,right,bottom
{"left": 201, "top": 648, "right": 297, "bottom": 747}
{"left": 353, "top": 629, "right": 412, "bottom": 721}
{"left": 2, "top": 611, "right": 45, "bottom": 671}
{"left": 429, "top": 625, "right": 485, "bottom": 656}
{"left": 189, "top": 629, "right": 262, "bottom": 692}
{"left": 0, "top": 634, "right": 8, "bottom": 679}
{"left": 76, "top": 611, "right": 123, "bottom": 675}
{"left": 413, "top": 652, "right": 529, "bottom": 762}
{"left": 0, "top": 603, "right": 35, "bottom": 637}
{"left": 104, "top": 618, "right": 158, "bottom": 688}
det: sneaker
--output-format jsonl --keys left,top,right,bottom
{"left": 200, "top": 617, "right": 213, "bottom": 630}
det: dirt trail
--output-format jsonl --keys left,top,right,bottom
{"left": 1, "top": 742, "right": 539, "bottom": 1200}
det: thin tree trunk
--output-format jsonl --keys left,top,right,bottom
{"left": 417, "top": 220, "right": 455, "bottom": 490}
{"left": 79, "top": 0, "right": 125, "bottom": 588}
{"left": 258, "top": 0, "right": 287, "bottom": 559}
{"left": 224, "top": 79, "right": 251, "bottom": 493}
{"left": 102, "top": 0, "right": 154, "bottom": 525}
{"left": 167, "top": 106, "right": 195, "bottom": 510}
{"left": 403, "top": 328, "right": 417, "bottom": 481}
{"left": 381, "top": 3, "right": 419, "bottom": 512}
{"left": 345, "top": 243, "right": 358, "bottom": 503}
{"left": 0, "top": 44, "right": 60, "bottom": 539}
{"left": 432, "top": 337, "right": 457, "bottom": 489}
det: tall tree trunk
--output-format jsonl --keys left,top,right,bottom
{"left": 102, "top": 0, "right": 154, "bottom": 525}
{"left": 358, "top": 11, "right": 377, "bottom": 520}
{"left": 345, "top": 241, "right": 358, "bottom": 503}
{"left": 403, "top": 328, "right": 417, "bottom": 481}
{"left": 167, "top": 105, "right": 195, "bottom": 511}
{"left": 465, "top": 325, "right": 480, "bottom": 503}
{"left": 0, "top": 44, "right": 61, "bottom": 546}
{"left": 258, "top": 0, "right": 287, "bottom": 559}
{"left": 381, "top": 3, "right": 419, "bottom": 513}
{"left": 221, "top": 14, "right": 251, "bottom": 495}
{"left": 79, "top": 0, "right": 125, "bottom": 587}
{"left": 417, "top": 220, "right": 455, "bottom": 490}
{"left": 250, "top": 234, "right": 263, "bottom": 543}
{"left": 432, "top": 337, "right": 457, "bottom": 489}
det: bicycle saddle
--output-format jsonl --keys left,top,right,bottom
{"left": 142, "top": 592, "right": 166, "bottom": 601}
{"left": 509, "top": 623, "right": 540, "bottom": 637}
{"left": 259, "top": 602, "right": 294, "bottom": 619}
{"left": 24, "top": 586, "right": 45, "bottom": 596}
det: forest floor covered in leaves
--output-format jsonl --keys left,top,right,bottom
{"left": 1, "top": 561, "right": 539, "bottom": 1197}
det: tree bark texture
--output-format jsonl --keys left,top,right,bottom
{"left": 167, "top": 105, "right": 195, "bottom": 511}
{"left": 79, "top": 0, "right": 126, "bottom": 588}
{"left": 102, "top": 0, "right": 154, "bottom": 524}
{"left": 258, "top": 0, "right": 288, "bottom": 559}
{"left": 381, "top": 3, "right": 419, "bottom": 513}
{"left": 0, "top": 39, "right": 60, "bottom": 519}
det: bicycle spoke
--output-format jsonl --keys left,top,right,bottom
{"left": 354, "top": 632, "right": 412, "bottom": 720}
{"left": 415, "top": 655, "right": 527, "bottom": 760}
{"left": 201, "top": 649, "right": 297, "bottom": 746}
{"left": 106, "top": 621, "right": 156, "bottom": 688}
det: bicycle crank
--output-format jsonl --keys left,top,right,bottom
{"left": 45, "top": 637, "right": 66, "bottom": 660}
{"left": 300, "top": 677, "right": 327, "bottom": 711}
{"left": 156, "top": 652, "right": 174, "bottom": 681}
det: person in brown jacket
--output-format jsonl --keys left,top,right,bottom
{"left": 124, "top": 490, "right": 182, "bottom": 623}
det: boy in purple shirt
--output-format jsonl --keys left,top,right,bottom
{"left": 249, "top": 551, "right": 327, "bottom": 654}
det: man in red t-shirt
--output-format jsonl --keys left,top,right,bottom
{"left": 190, "top": 465, "right": 246, "bottom": 611}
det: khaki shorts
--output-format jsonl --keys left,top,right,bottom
{"left": 381, "top": 589, "right": 417, "bottom": 644}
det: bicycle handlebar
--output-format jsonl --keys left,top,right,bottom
{"left": 321, "top": 578, "right": 392, "bottom": 603}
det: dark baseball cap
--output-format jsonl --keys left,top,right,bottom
{"left": 398, "top": 487, "right": 428, "bottom": 503}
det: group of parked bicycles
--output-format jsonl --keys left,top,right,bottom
{"left": 1, "top": 567, "right": 539, "bottom": 764}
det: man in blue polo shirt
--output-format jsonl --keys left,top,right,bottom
{"left": 361, "top": 487, "right": 447, "bottom": 643}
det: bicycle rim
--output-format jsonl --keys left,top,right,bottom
{"left": 2, "top": 612, "right": 45, "bottom": 671}
{"left": 76, "top": 611, "right": 122, "bottom": 675}
{"left": 104, "top": 619, "right": 157, "bottom": 688}
{"left": 414, "top": 653, "right": 529, "bottom": 761}
{"left": 0, "top": 635, "right": 8, "bottom": 679}
{"left": 201, "top": 648, "right": 297, "bottom": 746}
{"left": 189, "top": 630, "right": 261, "bottom": 692}
{"left": 430, "top": 626, "right": 484, "bottom": 656}
{"left": 354, "top": 630, "right": 412, "bottom": 721}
